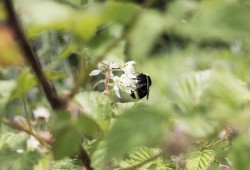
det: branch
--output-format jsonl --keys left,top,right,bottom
{"left": 200, "top": 139, "right": 223, "bottom": 151}
{"left": 3, "top": 0, "right": 66, "bottom": 110}
{"left": 1, "top": 118, "right": 52, "bottom": 145}
{"left": 3, "top": 1, "right": 93, "bottom": 169}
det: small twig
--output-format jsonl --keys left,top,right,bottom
{"left": 103, "top": 64, "right": 110, "bottom": 96}
{"left": 115, "top": 152, "right": 162, "bottom": 170}
{"left": 1, "top": 118, "right": 52, "bottom": 146}
{"left": 79, "top": 148, "right": 94, "bottom": 170}
{"left": 200, "top": 139, "right": 223, "bottom": 151}
{"left": 3, "top": 0, "right": 66, "bottom": 110}
{"left": 21, "top": 95, "right": 32, "bottom": 131}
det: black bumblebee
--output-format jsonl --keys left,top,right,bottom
{"left": 130, "top": 73, "right": 152, "bottom": 100}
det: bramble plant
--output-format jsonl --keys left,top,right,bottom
{"left": 1, "top": 0, "right": 250, "bottom": 170}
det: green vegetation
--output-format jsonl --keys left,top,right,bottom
{"left": 1, "top": 0, "right": 250, "bottom": 169}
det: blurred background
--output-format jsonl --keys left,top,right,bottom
{"left": 1, "top": 0, "right": 250, "bottom": 169}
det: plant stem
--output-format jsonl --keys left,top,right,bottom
{"left": 3, "top": 0, "right": 66, "bottom": 110}
{"left": 200, "top": 139, "right": 223, "bottom": 151}
{"left": 1, "top": 118, "right": 52, "bottom": 146}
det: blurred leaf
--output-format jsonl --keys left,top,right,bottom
{"left": 75, "top": 92, "right": 112, "bottom": 120}
{"left": 75, "top": 92, "right": 112, "bottom": 131}
{"left": 0, "top": 132, "right": 27, "bottom": 149}
{"left": 44, "top": 70, "right": 68, "bottom": 80}
{"left": 0, "top": 149, "right": 41, "bottom": 170}
{"left": 59, "top": 45, "right": 80, "bottom": 60}
{"left": 52, "top": 158, "right": 82, "bottom": 170}
{"left": 229, "top": 136, "right": 250, "bottom": 170}
{"left": 10, "top": 69, "right": 68, "bottom": 100}
{"left": 120, "top": 146, "right": 155, "bottom": 169}
{"left": 112, "top": 102, "right": 137, "bottom": 116}
{"left": 106, "top": 106, "right": 166, "bottom": 160}
{"left": 51, "top": 112, "right": 81, "bottom": 160}
{"left": 166, "top": 0, "right": 250, "bottom": 40}
{"left": 10, "top": 69, "right": 37, "bottom": 100}
{"left": 51, "top": 110, "right": 101, "bottom": 159}
{"left": 173, "top": 70, "right": 212, "bottom": 114}
{"left": 17, "top": 0, "right": 137, "bottom": 40}
{"left": 186, "top": 150, "right": 215, "bottom": 170}
{"left": 209, "top": 69, "right": 248, "bottom": 109}
{"left": 87, "top": 140, "right": 106, "bottom": 170}
{"left": 179, "top": 116, "right": 219, "bottom": 138}
{"left": 52, "top": 126, "right": 81, "bottom": 160}
{"left": 129, "top": 10, "right": 164, "bottom": 60}
{"left": 33, "top": 155, "right": 50, "bottom": 170}
{"left": 18, "top": 151, "right": 41, "bottom": 170}
{"left": 0, "top": 80, "right": 16, "bottom": 113}
{"left": 77, "top": 114, "right": 102, "bottom": 137}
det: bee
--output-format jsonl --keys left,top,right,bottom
{"left": 130, "top": 73, "right": 152, "bottom": 100}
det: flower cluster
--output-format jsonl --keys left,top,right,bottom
{"left": 89, "top": 61, "right": 138, "bottom": 98}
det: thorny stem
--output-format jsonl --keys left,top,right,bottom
{"left": 1, "top": 118, "right": 52, "bottom": 146}
{"left": 200, "top": 139, "right": 223, "bottom": 151}
{"left": 115, "top": 152, "right": 163, "bottom": 170}
{"left": 104, "top": 64, "right": 111, "bottom": 96}
{"left": 21, "top": 95, "right": 32, "bottom": 131}
{"left": 3, "top": 1, "right": 93, "bottom": 169}
{"left": 3, "top": 0, "right": 66, "bottom": 110}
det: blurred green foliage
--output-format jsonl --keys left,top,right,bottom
{"left": 1, "top": 0, "right": 250, "bottom": 169}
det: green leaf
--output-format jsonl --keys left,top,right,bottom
{"left": 120, "top": 146, "right": 155, "bottom": 169}
{"left": 186, "top": 150, "right": 215, "bottom": 170}
{"left": 112, "top": 102, "right": 137, "bottom": 116}
{"left": 51, "top": 111, "right": 101, "bottom": 159}
{"left": 76, "top": 114, "right": 102, "bottom": 137}
{"left": 34, "top": 155, "right": 50, "bottom": 170}
{"left": 18, "top": 151, "right": 41, "bottom": 170}
{"left": 106, "top": 106, "right": 166, "bottom": 160}
{"left": 179, "top": 116, "right": 219, "bottom": 138}
{"left": 75, "top": 92, "right": 112, "bottom": 120}
{"left": 75, "top": 92, "right": 112, "bottom": 131}
{"left": 51, "top": 112, "right": 81, "bottom": 160}
{"left": 10, "top": 69, "right": 37, "bottom": 100}
{"left": 0, "top": 132, "right": 27, "bottom": 149}
{"left": 173, "top": 70, "right": 212, "bottom": 114}
{"left": 52, "top": 126, "right": 81, "bottom": 160}
{"left": 209, "top": 69, "right": 248, "bottom": 109}
{"left": 87, "top": 140, "right": 106, "bottom": 170}
{"left": 0, "top": 80, "right": 16, "bottom": 113}
{"left": 0, "top": 149, "right": 41, "bottom": 170}
{"left": 52, "top": 158, "right": 82, "bottom": 170}
{"left": 17, "top": 0, "right": 137, "bottom": 40}
{"left": 229, "top": 136, "right": 250, "bottom": 170}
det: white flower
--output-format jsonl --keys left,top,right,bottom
{"left": 27, "top": 136, "right": 39, "bottom": 151}
{"left": 113, "top": 76, "right": 121, "bottom": 98}
{"left": 16, "top": 149, "right": 24, "bottom": 153}
{"left": 33, "top": 107, "right": 50, "bottom": 122}
{"left": 89, "top": 69, "right": 101, "bottom": 76}
{"left": 121, "top": 61, "right": 137, "bottom": 79}
{"left": 112, "top": 74, "right": 137, "bottom": 98}
{"left": 89, "top": 60, "right": 138, "bottom": 99}
{"left": 118, "top": 74, "right": 136, "bottom": 94}
{"left": 89, "top": 62, "right": 120, "bottom": 78}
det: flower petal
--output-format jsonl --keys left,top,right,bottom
{"left": 89, "top": 70, "right": 101, "bottom": 76}
{"left": 114, "top": 85, "right": 121, "bottom": 98}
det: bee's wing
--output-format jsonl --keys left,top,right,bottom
{"left": 146, "top": 75, "right": 150, "bottom": 100}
